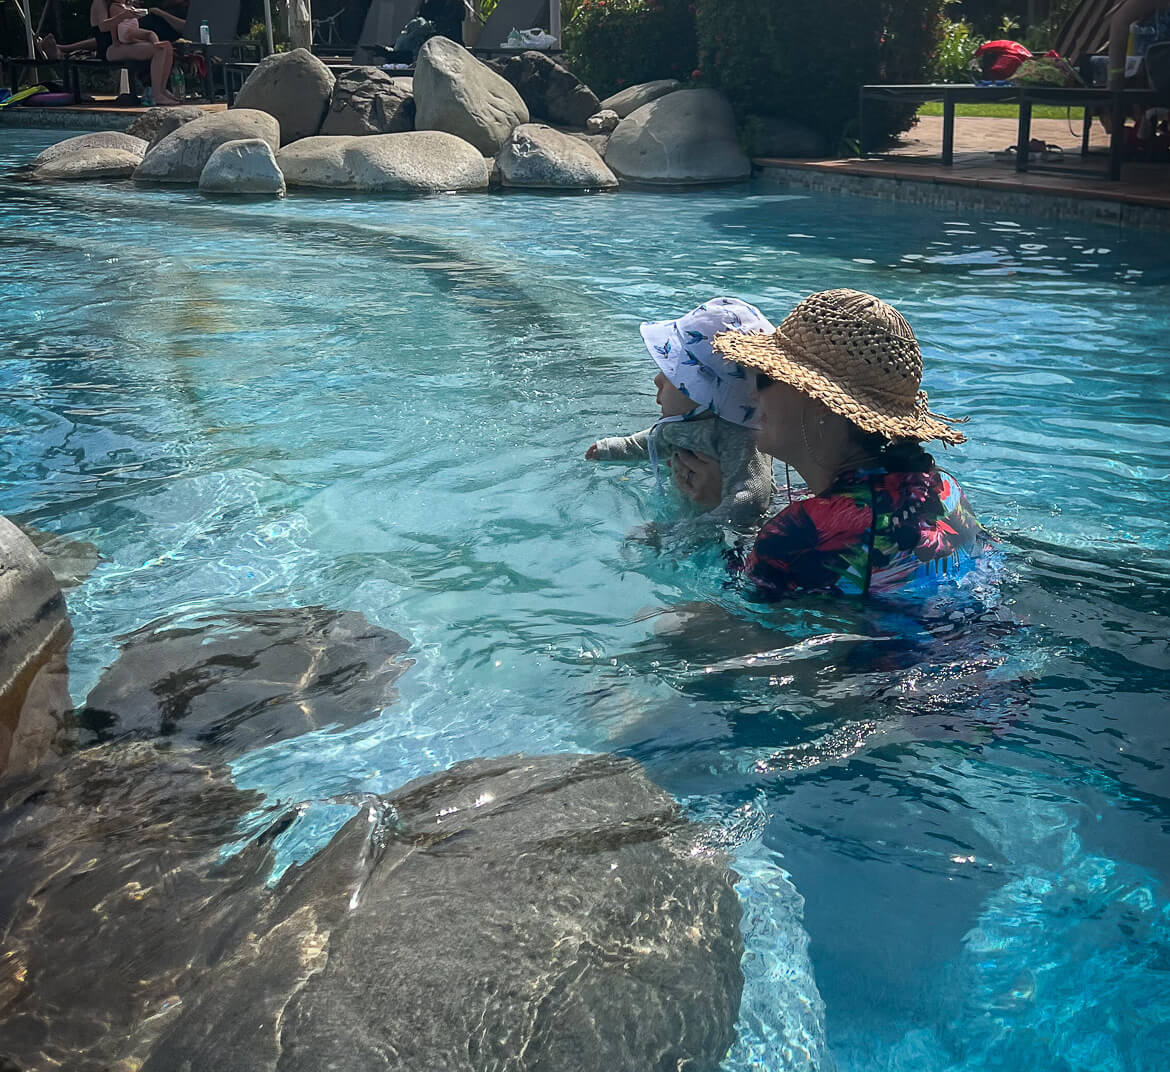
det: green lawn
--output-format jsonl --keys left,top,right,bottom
{"left": 918, "top": 102, "right": 1075, "bottom": 120}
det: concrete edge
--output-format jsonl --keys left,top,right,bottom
{"left": 1, "top": 107, "right": 135, "bottom": 131}
{"left": 753, "top": 160, "right": 1170, "bottom": 232}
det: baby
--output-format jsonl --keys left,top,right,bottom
{"left": 112, "top": 2, "right": 156, "bottom": 45}
{"left": 586, "top": 297, "right": 776, "bottom": 542}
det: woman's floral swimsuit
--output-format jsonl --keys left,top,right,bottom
{"left": 739, "top": 464, "right": 989, "bottom": 600}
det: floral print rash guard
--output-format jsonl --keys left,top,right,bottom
{"left": 740, "top": 464, "right": 989, "bottom": 600}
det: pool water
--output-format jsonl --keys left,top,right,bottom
{"left": 2, "top": 128, "right": 1168, "bottom": 1070}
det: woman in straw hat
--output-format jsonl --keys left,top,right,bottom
{"left": 679, "top": 288, "right": 989, "bottom": 600}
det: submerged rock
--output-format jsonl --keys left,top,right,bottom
{"left": 496, "top": 123, "right": 617, "bottom": 190}
{"left": 599, "top": 78, "right": 681, "bottom": 118}
{"left": 134, "top": 109, "right": 281, "bottom": 184}
{"left": 0, "top": 751, "right": 744, "bottom": 1071}
{"left": 19, "top": 525, "right": 101, "bottom": 589}
{"left": 414, "top": 36, "right": 529, "bottom": 155}
{"left": 27, "top": 130, "right": 147, "bottom": 180}
{"left": 278, "top": 130, "right": 490, "bottom": 193}
{"left": 0, "top": 516, "right": 72, "bottom": 778}
{"left": 199, "top": 137, "right": 286, "bottom": 195}
{"left": 78, "top": 606, "right": 412, "bottom": 755}
{"left": 605, "top": 89, "right": 751, "bottom": 186}
{"left": 125, "top": 104, "right": 206, "bottom": 148}
{"left": 321, "top": 68, "right": 415, "bottom": 137}
{"left": 232, "top": 47, "right": 336, "bottom": 145}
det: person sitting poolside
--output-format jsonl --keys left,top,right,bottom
{"left": 672, "top": 288, "right": 989, "bottom": 600}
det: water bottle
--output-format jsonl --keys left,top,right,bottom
{"left": 172, "top": 64, "right": 185, "bottom": 100}
{"left": 199, "top": 19, "right": 211, "bottom": 44}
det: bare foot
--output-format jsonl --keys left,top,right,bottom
{"left": 155, "top": 91, "right": 181, "bottom": 105}
{"left": 41, "top": 33, "right": 63, "bottom": 59}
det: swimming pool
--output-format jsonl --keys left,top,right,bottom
{"left": 2, "top": 127, "right": 1168, "bottom": 1070}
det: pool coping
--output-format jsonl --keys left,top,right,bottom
{"left": 753, "top": 158, "right": 1170, "bottom": 231}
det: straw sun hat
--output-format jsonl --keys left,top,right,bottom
{"left": 711, "top": 289, "right": 968, "bottom": 446}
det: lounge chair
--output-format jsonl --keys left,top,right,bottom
{"left": 352, "top": 0, "right": 419, "bottom": 63}
{"left": 1053, "top": 0, "right": 1114, "bottom": 63}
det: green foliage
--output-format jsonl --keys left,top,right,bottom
{"left": 563, "top": 0, "right": 698, "bottom": 100}
{"left": 694, "top": 0, "right": 950, "bottom": 150}
{"left": 932, "top": 17, "right": 982, "bottom": 82}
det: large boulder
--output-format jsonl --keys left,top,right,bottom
{"left": 599, "top": 78, "right": 681, "bottom": 118}
{"left": 124, "top": 104, "right": 206, "bottom": 148}
{"left": 27, "top": 131, "right": 146, "bottom": 180}
{"left": 0, "top": 750, "right": 745, "bottom": 1072}
{"left": 0, "top": 516, "right": 72, "bottom": 777}
{"left": 496, "top": 123, "right": 617, "bottom": 190}
{"left": 605, "top": 89, "right": 751, "bottom": 186}
{"left": 413, "top": 36, "right": 529, "bottom": 155}
{"left": 278, "top": 130, "right": 490, "bottom": 193}
{"left": 493, "top": 50, "right": 599, "bottom": 128}
{"left": 198, "top": 137, "right": 286, "bottom": 195}
{"left": 232, "top": 47, "right": 335, "bottom": 145}
{"left": 320, "top": 68, "right": 415, "bottom": 136}
{"left": 134, "top": 109, "right": 280, "bottom": 183}
{"left": 79, "top": 607, "right": 412, "bottom": 756}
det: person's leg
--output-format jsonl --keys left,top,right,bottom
{"left": 1109, "top": 0, "right": 1164, "bottom": 88}
{"left": 107, "top": 39, "right": 179, "bottom": 103}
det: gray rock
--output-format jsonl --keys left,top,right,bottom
{"left": 599, "top": 78, "right": 681, "bottom": 118}
{"left": 31, "top": 130, "right": 147, "bottom": 166}
{"left": 0, "top": 516, "right": 72, "bottom": 777}
{"left": 320, "top": 68, "right": 415, "bottom": 136}
{"left": 278, "top": 130, "right": 491, "bottom": 192}
{"left": 79, "top": 606, "right": 412, "bottom": 756}
{"left": 33, "top": 147, "right": 146, "bottom": 180}
{"left": 744, "top": 115, "right": 829, "bottom": 158}
{"left": 606, "top": 88, "right": 751, "bottom": 186}
{"left": 134, "top": 109, "right": 281, "bottom": 184}
{"left": 27, "top": 131, "right": 147, "bottom": 179}
{"left": 568, "top": 130, "right": 610, "bottom": 157}
{"left": 198, "top": 137, "right": 286, "bottom": 195}
{"left": 232, "top": 47, "right": 335, "bottom": 145}
{"left": 494, "top": 50, "right": 599, "bottom": 128}
{"left": 414, "top": 36, "right": 529, "bottom": 155}
{"left": 586, "top": 108, "right": 619, "bottom": 134}
{"left": 497, "top": 123, "right": 617, "bottom": 189}
{"left": 124, "top": 104, "right": 206, "bottom": 148}
{"left": 0, "top": 748, "right": 744, "bottom": 1071}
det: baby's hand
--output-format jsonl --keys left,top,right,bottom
{"left": 585, "top": 442, "right": 599, "bottom": 461}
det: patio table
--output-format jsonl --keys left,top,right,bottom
{"left": 859, "top": 83, "right": 1163, "bottom": 181}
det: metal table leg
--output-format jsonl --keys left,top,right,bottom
{"left": 1109, "top": 91, "right": 1125, "bottom": 180}
{"left": 942, "top": 90, "right": 955, "bottom": 165}
{"left": 1016, "top": 95, "right": 1032, "bottom": 173}
{"left": 1081, "top": 106, "right": 1092, "bottom": 157}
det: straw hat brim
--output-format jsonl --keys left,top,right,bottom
{"left": 712, "top": 329, "right": 968, "bottom": 446}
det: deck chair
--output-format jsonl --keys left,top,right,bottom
{"left": 353, "top": 0, "right": 419, "bottom": 62}
{"left": 1053, "top": 0, "right": 1115, "bottom": 62}
{"left": 476, "top": 0, "right": 554, "bottom": 49}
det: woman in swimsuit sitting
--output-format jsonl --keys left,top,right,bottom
{"left": 90, "top": 0, "right": 179, "bottom": 105}
{"left": 673, "top": 288, "right": 989, "bottom": 600}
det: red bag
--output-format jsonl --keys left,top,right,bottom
{"left": 974, "top": 40, "right": 1033, "bottom": 81}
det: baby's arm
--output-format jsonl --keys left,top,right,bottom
{"left": 585, "top": 428, "right": 651, "bottom": 462}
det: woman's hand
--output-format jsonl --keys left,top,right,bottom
{"left": 671, "top": 448, "right": 722, "bottom": 510}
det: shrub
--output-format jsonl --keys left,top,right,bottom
{"left": 563, "top": 0, "right": 698, "bottom": 101}
{"left": 694, "top": 0, "right": 950, "bottom": 150}
{"left": 932, "top": 17, "right": 983, "bottom": 82}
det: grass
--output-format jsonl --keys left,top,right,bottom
{"left": 918, "top": 102, "right": 1076, "bottom": 120}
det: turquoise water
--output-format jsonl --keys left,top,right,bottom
{"left": 2, "top": 128, "right": 1169, "bottom": 1070}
